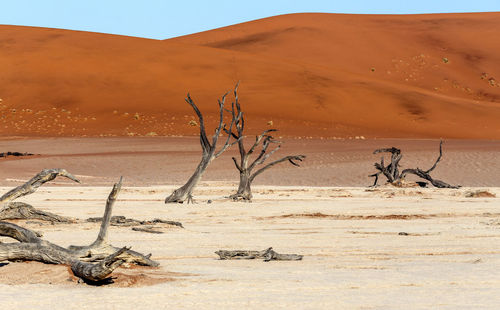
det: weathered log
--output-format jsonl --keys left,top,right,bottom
{"left": 215, "top": 247, "right": 303, "bottom": 261}
{"left": 87, "top": 216, "right": 183, "bottom": 228}
{"left": 0, "top": 202, "right": 74, "bottom": 222}
{"left": 0, "top": 169, "right": 80, "bottom": 222}
{"left": 0, "top": 151, "right": 34, "bottom": 158}
{"left": 0, "top": 168, "right": 80, "bottom": 204}
{"left": 165, "top": 88, "right": 240, "bottom": 204}
{"left": 0, "top": 178, "right": 159, "bottom": 284}
{"left": 132, "top": 227, "right": 164, "bottom": 234}
{"left": 225, "top": 84, "right": 305, "bottom": 201}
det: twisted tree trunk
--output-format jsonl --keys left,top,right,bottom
{"left": 165, "top": 152, "right": 213, "bottom": 203}
{"left": 165, "top": 88, "right": 239, "bottom": 204}
{"left": 234, "top": 171, "right": 252, "bottom": 200}
{"left": 0, "top": 177, "right": 158, "bottom": 284}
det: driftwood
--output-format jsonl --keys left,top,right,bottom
{"left": 165, "top": 87, "right": 240, "bottom": 204}
{"left": 0, "top": 202, "right": 74, "bottom": 223}
{"left": 87, "top": 215, "right": 184, "bottom": 228}
{"left": 369, "top": 141, "right": 459, "bottom": 188}
{"left": 224, "top": 83, "right": 305, "bottom": 200}
{"left": 0, "top": 151, "right": 34, "bottom": 158}
{"left": 0, "top": 178, "right": 159, "bottom": 284}
{"left": 215, "top": 247, "right": 303, "bottom": 261}
{"left": 0, "top": 169, "right": 80, "bottom": 222}
{"left": 131, "top": 227, "right": 164, "bottom": 234}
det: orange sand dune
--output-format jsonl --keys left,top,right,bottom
{"left": 1, "top": 13, "right": 500, "bottom": 138}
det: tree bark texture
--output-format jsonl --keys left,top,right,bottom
{"left": 215, "top": 247, "right": 303, "bottom": 261}
{"left": 0, "top": 177, "right": 159, "bottom": 284}
{"left": 0, "top": 169, "right": 80, "bottom": 222}
{"left": 165, "top": 88, "right": 239, "bottom": 203}
{"left": 225, "top": 84, "right": 305, "bottom": 201}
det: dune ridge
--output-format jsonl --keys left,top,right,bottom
{"left": 1, "top": 13, "right": 500, "bottom": 138}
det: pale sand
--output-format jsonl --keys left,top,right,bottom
{"left": 1, "top": 185, "right": 500, "bottom": 309}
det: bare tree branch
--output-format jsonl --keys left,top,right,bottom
{"left": 165, "top": 85, "right": 239, "bottom": 203}
{"left": 0, "top": 169, "right": 81, "bottom": 222}
{"left": 0, "top": 168, "right": 80, "bottom": 204}
{"left": 250, "top": 155, "right": 305, "bottom": 183}
{"left": 369, "top": 141, "right": 459, "bottom": 188}
{"left": 0, "top": 178, "right": 158, "bottom": 284}
{"left": 225, "top": 87, "right": 305, "bottom": 201}
{"left": 425, "top": 140, "right": 443, "bottom": 174}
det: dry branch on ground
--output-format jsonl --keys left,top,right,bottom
{"left": 215, "top": 247, "right": 303, "bottom": 261}
{"left": 0, "top": 169, "right": 80, "bottom": 222}
{"left": 369, "top": 140, "right": 459, "bottom": 188}
{"left": 0, "top": 177, "right": 158, "bottom": 284}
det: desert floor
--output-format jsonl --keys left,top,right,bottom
{"left": 1, "top": 138, "right": 500, "bottom": 309}
{"left": 1, "top": 185, "right": 500, "bottom": 309}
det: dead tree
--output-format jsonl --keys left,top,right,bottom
{"left": 225, "top": 85, "right": 305, "bottom": 201}
{"left": 369, "top": 140, "right": 459, "bottom": 188}
{"left": 165, "top": 89, "right": 239, "bottom": 204}
{"left": 0, "top": 177, "right": 158, "bottom": 284}
{"left": 215, "top": 247, "right": 303, "bottom": 261}
{"left": 0, "top": 168, "right": 80, "bottom": 222}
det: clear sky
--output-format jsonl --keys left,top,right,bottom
{"left": 1, "top": 0, "right": 498, "bottom": 39}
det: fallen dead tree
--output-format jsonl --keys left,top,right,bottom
{"left": 215, "top": 247, "right": 303, "bottom": 261}
{"left": 0, "top": 151, "right": 34, "bottom": 158}
{"left": 224, "top": 84, "right": 305, "bottom": 200}
{"left": 87, "top": 215, "right": 183, "bottom": 234}
{"left": 369, "top": 140, "right": 459, "bottom": 188}
{"left": 0, "top": 177, "right": 158, "bottom": 284}
{"left": 87, "top": 216, "right": 184, "bottom": 228}
{"left": 0, "top": 169, "right": 80, "bottom": 222}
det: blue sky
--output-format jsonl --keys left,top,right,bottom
{"left": 1, "top": 0, "right": 498, "bottom": 39}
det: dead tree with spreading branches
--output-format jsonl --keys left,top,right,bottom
{"left": 225, "top": 85, "right": 305, "bottom": 201}
{"left": 369, "top": 140, "right": 459, "bottom": 188}
{"left": 165, "top": 89, "right": 240, "bottom": 204}
{"left": 0, "top": 168, "right": 80, "bottom": 222}
{"left": 0, "top": 177, "right": 158, "bottom": 284}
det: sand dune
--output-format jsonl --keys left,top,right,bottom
{"left": 1, "top": 13, "right": 500, "bottom": 138}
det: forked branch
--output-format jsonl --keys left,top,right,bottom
{"left": 165, "top": 87, "right": 239, "bottom": 203}
{"left": 0, "top": 169, "right": 81, "bottom": 222}
{"left": 225, "top": 85, "right": 306, "bottom": 201}
{"left": 0, "top": 178, "right": 158, "bottom": 284}
{"left": 369, "top": 140, "right": 459, "bottom": 188}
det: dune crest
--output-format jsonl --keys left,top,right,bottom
{"left": 1, "top": 13, "right": 500, "bottom": 138}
